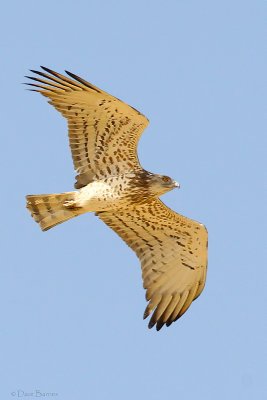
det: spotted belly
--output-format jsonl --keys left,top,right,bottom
{"left": 76, "top": 176, "right": 135, "bottom": 211}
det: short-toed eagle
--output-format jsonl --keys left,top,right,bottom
{"left": 25, "top": 67, "right": 208, "bottom": 330}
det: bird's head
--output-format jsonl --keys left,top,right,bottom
{"left": 127, "top": 171, "right": 180, "bottom": 200}
{"left": 146, "top": 173, "right": 180, "bottom": 196}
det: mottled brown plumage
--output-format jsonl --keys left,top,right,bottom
{"left": 25, "top": 67, "right": 208, "bottom": 330}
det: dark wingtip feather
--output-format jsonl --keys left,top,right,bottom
{"left": 29, "top": 69, "right": 51, "bottom": 79}
{"left": 24, "top": 82, "right": 42, "bottom": 89}
{"left": 148, "top": 319, "right": 156, "bottom": 329}
{"left": 40, "top": 66, "right": 54, "bottom": 73}
{"left": 143, "top": 305, "right": 150, "bottom": 320}
{"left": 65, "top": 70, "right": 85, "bottom": 82}
{"left": 65, "top": 70, "right": 80, "bottom": 79}
{"left": 25, "top": 76, "right": 45, "bottom": 84}
{"left": 165, "top": 320, "right": 173, "bottom": 327}
{"left": 65, "top": 70, "right": 101, "bottom": 93}
{"left": 22, "top": 82, "right": 39, "bottom": 88}
{"left": 156, "top": 322, "right": 165, "bottom": 331}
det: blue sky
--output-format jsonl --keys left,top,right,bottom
{"left": 1, "top": 1, "right": 266, "bottom": 399}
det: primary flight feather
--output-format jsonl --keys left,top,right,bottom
{"left": 25, "top": 67, "right": 208, "bottom": 330}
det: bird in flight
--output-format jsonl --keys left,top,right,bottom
{"left": 25, "top": 67, "right": 208, "bottom": 330}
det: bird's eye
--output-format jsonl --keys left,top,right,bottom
{"left": 162, "top": 176, "right": 171, "bottom": 183}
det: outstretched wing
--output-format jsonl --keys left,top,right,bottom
{"left": 97, "top": 199, "right": 208, "bottom": 330}
{"left": 25, "top": 67, "right": 149, "bottom": 188}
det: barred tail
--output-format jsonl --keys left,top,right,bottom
{"left": 26, "top": 192, "right": 84, "bottom": 231}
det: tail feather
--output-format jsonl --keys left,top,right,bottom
{"left": 26, "top": 192, "right": 84, "bottom": 231}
